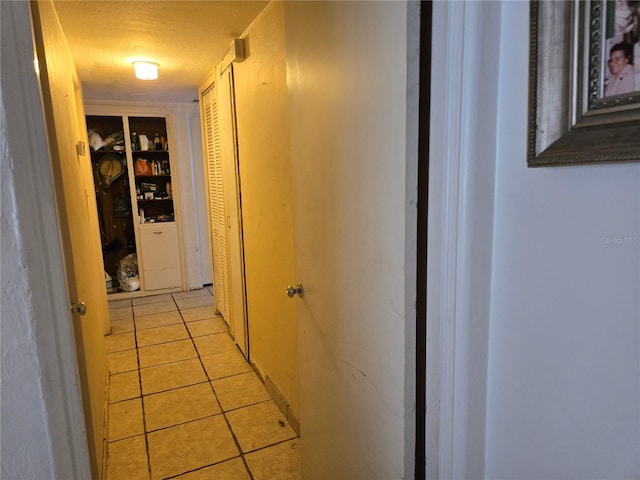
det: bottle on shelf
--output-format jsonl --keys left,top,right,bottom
{"left": 154, "top": 133, "right": 161, "bottom": 150}
{"left": 131, "top": 131, "right": 139, "bottom": 151}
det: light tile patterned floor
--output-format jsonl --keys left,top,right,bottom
{"left": 105, "top": 287, "right": 301, "bottom": 480}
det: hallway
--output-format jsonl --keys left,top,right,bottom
{"left": 104, "top": 288, "right": 300, "bottom": 479}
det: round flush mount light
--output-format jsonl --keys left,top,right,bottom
{"left": 132, "top": 61, "right": 159, "bottom": 80}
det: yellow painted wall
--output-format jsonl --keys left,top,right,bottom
{"left": 233, "top": 1, "right": 299, "bottom": 416}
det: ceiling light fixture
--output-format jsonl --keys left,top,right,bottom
{"left": 132, "top": 61, "right": 159, "bottom": 80}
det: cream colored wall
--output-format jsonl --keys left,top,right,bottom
{"left": 233, "top": 2, "right": 299, "bottom": 415}
{"left": 282, "top": 2, "right": 418, "bottom": 477}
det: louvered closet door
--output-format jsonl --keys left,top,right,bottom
{"left": 202, "top": 86, "right": 230, "bottom": 321}
{"left": 217, "top": 67, "right": 248, "bottom": 356}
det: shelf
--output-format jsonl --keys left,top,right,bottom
{"left": 91, "top": 149, "right": 126, "bottom": 156}
{"left": 137, "top": 198, "right": 173, "bottom": 202}
{"left": 135, "top": 175, "right": 171, "bottom": 179}
{"left": 139, "top": 214, "right": 175, "bottom": 224}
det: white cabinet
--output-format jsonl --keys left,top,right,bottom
{"left": 85, "top": 108, "right": 185, "bottom": 296}
{"left": 138, "top": 223, "right": 182, "bottom": 291}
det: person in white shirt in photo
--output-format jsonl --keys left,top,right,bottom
{"left": 605, "top": 42, "right": 636, "bottom": 96}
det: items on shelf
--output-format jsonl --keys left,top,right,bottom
{"left": 136, "top": 180, "right": 171, "bottom": 202}
{"left": 117, "top": 254, "right": 140, "bottom": 291}
{"left": 113, "top": 194, "right": 130, "bottom": 217}
{"left": 139, "top": 134, "right": 150, "bottom": 151}
{"left": 131, "top": 130, "right": 167, "bottom": 151}
{"left": 105, "top": 271, "right": 113, "bottom": 293}
{"left": 135, "top": 158, "right": 152, "bottom": 175}
{"left": 88, "top": 129, "right": 124, "bottom": 152}
{"left": 134, "top": 158, "right": 170, "bottom": 176}
{"left": 96, "top": 153, "right": 126, "bottom": 187}
{"left": 138, "top": 204, "right": 174, "bottom": 224}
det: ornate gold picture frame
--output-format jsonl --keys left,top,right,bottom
{"left": 528, "top": 0, "right": 640, "bottom": 166}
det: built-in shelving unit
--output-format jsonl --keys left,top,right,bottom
{"left": 86, "top": 112, "right": 182, "bottom": 295}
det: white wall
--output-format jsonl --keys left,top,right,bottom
{"left": 1, "top": 2, "right": 91, "bottom": 477}
{"left": 430, "top": 1, "right": 640, "bottom": 477}
{"left": 486, "top": 2, "right": 640, "bottom": 477}
{"left": 171, "top": 103, "right": 213, "bottom": 290}
{"left": 1, "top": 113, "right": 56, "bottom": 479}
{"left": 186, "top": 111, "right": 213, "bottom": 286}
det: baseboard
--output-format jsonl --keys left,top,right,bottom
{"left": 251, "top": 363, "right": 300, "bottom": 436}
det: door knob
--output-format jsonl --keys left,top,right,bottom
{"left": 286, "top": 283, "right": 304, "bottom": 298}
{"left": 71, "top": 302, "right": 87, "bottom": 315}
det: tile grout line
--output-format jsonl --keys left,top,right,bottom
{"left": 243, "top": 435, "right": 299, "bottom": 456}
{"left": 132, "top": 300, "right": 154, "bottom": 480}
{"left": 179, "top": 297, "right": 257, "bottom": 480}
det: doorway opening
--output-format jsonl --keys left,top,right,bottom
{"left": 18, "top": 1, "right": 436, "bottom": 478}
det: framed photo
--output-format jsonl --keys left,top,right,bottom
{"left": 528, "top": 0, "right": 640, "bottom": 167}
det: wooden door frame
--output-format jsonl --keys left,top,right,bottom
{"left": 1, "top": 2, "right": 91, "bottom": 477}
{"left": 426, "top": 1, "right": 500, "bottom": 478}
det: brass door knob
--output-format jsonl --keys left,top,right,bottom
{"left": 286, "top": 283, "right": 304, "bottom": 298}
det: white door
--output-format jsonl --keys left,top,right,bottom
{"left": 202, "top": 84, "right": 231, "bottom": 321}
{"left": 217, "top": 67, "right": 248, "bottom": 356}
{"left": 284, "top": 2, "right": 418, "bottom": 478}
{"left": 200, "top": 70, "right": 249, "bottom": 356}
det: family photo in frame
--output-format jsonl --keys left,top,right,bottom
{"left": 528, "top": 0, "right": 640, "bottom": 166}
{"left": 603, "top": 1, "right": 640, "bottom": 97}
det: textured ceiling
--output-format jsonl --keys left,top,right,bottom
{"left": 53, "top": 0, "right": 268, "bottom": 103}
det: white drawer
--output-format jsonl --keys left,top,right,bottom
{"left": 138, "top": 224, "right": 181, "bottom": 290}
